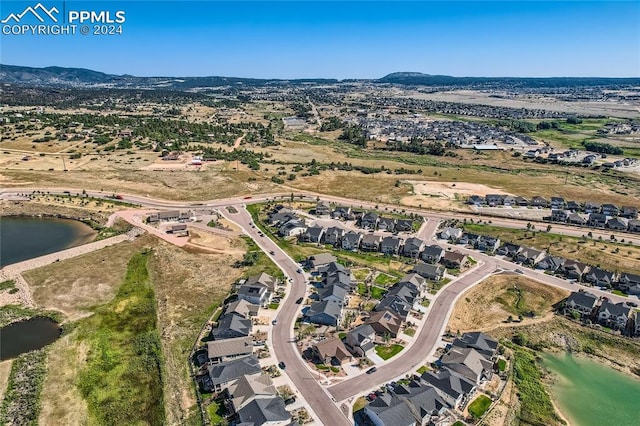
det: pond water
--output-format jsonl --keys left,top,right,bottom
{"left": 0, "top": 216, "right": 96, "bottom": 267}
{"left": 542, "top": 351, "right": 640, "bottom": 426}
{"left": 0, "top": 317, "right": 62, "bottom": 360}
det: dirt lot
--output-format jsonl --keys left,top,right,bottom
{"left": 447, "top": 274, "right": 569, "bottom": 334}
{"left": 0, "top": 360, "right": 12, "bottom": 404}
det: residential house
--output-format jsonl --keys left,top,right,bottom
{"left": 550, "top": 197, "right": 566, "bottom": 210}
{"left": 584, "top": 202, "right": 601, "bottom": 214}
{"left": 305, "top": 299, "right": 343, "bottom": 326}
{"left": 451, "top": 332, "right": 499, "bottom": 361}
{"left": 307, "top": 253, "right": 338, "bottom": 269}
{"left": 441, "top": 251, "right": 468, "bottom": 269}
{"left": 366, "top": 309, "right": 403, "bottom": 338}
{"left": 629, "top": 220, "right": 640, "bottom": 233}
{"left": 148, "top": 210, "right": 180, "bottom": 222}
{"left": 399, "top": 273, "right": 426, "bottom": 291}
{"left": 515, "top": 196, "right": 529, "bottom": 206}
{"left": 566, "top": 200, "right": 582, "bottom": 212}
{"left": 618, "top": 272, "right": 640, "bottom": 295}
{"left": 224, "top": 372, "right": 276, "bottom": 413}
{"left": 413, "top": 262, "right": 446, "bottom": 281}
{"left": 585, "top": 267, "right": 618, "bottom": 287}
{"left": 620, "top": 206, "right": 638, "bottom": 219}
{"left": 332, "top": 206, "right": 352, "bottom": 220}
{"left": 497, "top": 243, "right": 521, "bottom": 258}
{"left": 316, "top": 284, "right": 347, "bottom": 304}
{"left": 536, "top": 255, "right": 566, "bottom": 272}
{"left": 502, "top": 195, "right": 516, "bottom": 207}
{"left": 485, "top": 194, "right": 504, "bottom": 206}
{"left": 311, "top": 337, "right": 353, "bottom": 365}
{"left": 324, "top": 226, "right": 345, "bottom": 246}
{"left": 421, "top": 245, "right": 445, "bottom": 264}
{"left": 204, "top": 355, "right": 262, "bottom": 392}
{"left": 361, "top": 234, "right": 383, "bottom": 252}
{"left": 567, "top": 212, "right": 587, "bottom": 226}
{"left": 378, "top": 217, "right": 396, "bottom": 233}
{"left": 467, "top": 195, "right": 485, "bottom": 206}
{"left": 530, "top": 196, "right": 548, "bottom": 208}
{"left": 361, "top": 212, "right": 379, "bottom": 230}
{"left": 299, "top": 225, "right": 325, "bottom": 243}
{"left": 458, "top": 233, "right": 480, "bottom": 246}
{"left": 314, "top": 201, "right": 331, "bottom": 217}
{"left": 598, "top": 301, "right": 632, "bottom": 330}
{"left": 563, "top": 291, "right": 599, "bottom": 318}
{"left": 237, "top": 285, "right": 271, "bottom": 306}
{"left": 376, "top": 282, "right": 420, "bottom": 320}
{"left": 341, "top": 231, "right": 363, "bottom": 251}
{"left": 278, "top": 219, "right": 307, "bottom": 237}
{"left": 395, "top": 219, "right": 414, "bottom": 232}
{"left": 549, "top": 210, "right": 569, "bottom": 223}
{"left": 476, "top": 236, "right": 500, "bottom": 253}
{"left": 560, "top": 260, "right": 591, "bottom": 282}
{"left": 515, "top": 247, "right": 546, "bottom": 266}
{"left": 267, "top": 211, "right": 296, "bottom": 227}
{"left": 380, "top": 236, "right": 403, "bottom": 255}
{"left": 601, "top": 204, "right": 620, "bottom": 217}
{"left": 245, "top": 272, "right": 278, "bottom": 292}
{"left": 324, "top": 269, "right": 355, "bottom": 291}
{"left": 224, "top": 299, "right": 259, "bottom": 319}
{"left": 403, "top": 237, "right": 425, "bottom": 258}
{"left": 344, "top": 324, "right": 376, "bottom": 357}
{"left": 439, "top": 227, "right": 463, "bottom": 241}
{"left": 588, "top": 213, "right": 609, "bottom": 228}
{"left": 440, "top": 347, "right": 493, "bottom": 383}
{"left": 607, "top": 217, "right": 628, "bottom": 231}
{"left": 364, "top": 381, "right": 448, "bottom": 426}
{"left": 207, "top": 336, "right": 253, "bottom": 363}
{"left": 421, "top": 369, "right": 476, "bottom": 410}
{"left": 211, "top": 314, "right": 252, "bottom": 340}
{"left": 236, "top": 396, "right": 291, "bottom": 425}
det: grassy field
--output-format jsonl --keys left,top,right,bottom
{"left": 0, "top": 349, "right": 48, "bottom": 426}
{"left": 375, "top": 344, "right": 404, "bottom": 360}
{"left": 468, "top": 394, "right": 492, "bottom": 419}
{"left": 447, "top": 274, "right": 569, "bottom": 334}
{"left": 76, "top": 251, "right": 165, "bottom": 426}
{"left": 463, "top": 223, "right": 640, "bottom": 275}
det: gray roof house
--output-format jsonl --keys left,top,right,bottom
{"left": 413, "top": 262, "right": 446, "bottom": 281}
{"left": 361, "top": 212, "right": 379, "bottom": 230}
{"left": 236, "top": 396, "right": 291, "bottom": 425}
{"left": 278, "top": 219, "right": 307, "bottom": 237}
{"left": 341, "top": 231, "right": 363, "bottom": 251}
{"left": 299, "top": 225, "right": 325, "bottom": 243}
{"left": 375, "top": 282, "right": 419, "bottom": 320}
{"left": 630, "top": 219, "right": 640, "bottom": 233}
{"left": 585, "top": 267, "right": 618, "bottom": 287}
{"left": 314, "top": 201, "right": 331, "bottom": 217}
{"left": 224, "top": 299, "right": 259, "bottom": 318}
{"left": 245, "top": 272, "right": 278, "bottom": 292}
{"left": 360, "top": 234, "right": 383, "bottom": 252}
{"left": 598, "top": 301, "right": 632, "bottom": 330}
{"left": 395, "top": 219, "right": 414, "bottom": 232}
{"left": 305, "top": 299, "right": 343, "bottom": 326}
{"left": 587, "top": 213, "right": 609, "bottom": 228}
{"left": 441, "top": 251, "right": 467, "bottom": 269}
{"left": 212, "top": 313, "right": 252, "bottom": 340}
{"left": 380, "top": 236, "right": 403, "bottom": 255}
{"left": 584, "top": 201, "right": 601, "bottom": 214}
{"left": 324, "top": 270, "right": 354, "bottom": 291}
{"left": 206, "top": 355, "right": 262, "bottom": 392}
{"left": 606, "top": 217, "right": 628, "bottom": 231}
{"left": 441, "top": 347, "right": 493, "bottom": 383}
{"left": 323, "top": 226, "right": 345, "bottom": 246}
{"left": 207, "top": 336, "right": 253, "bottom": 363}
{"left": 307, "top": 253, "right": 338, "bottom": 269}
{"left": 403, "top": 237, "right": 425, "bottom": 258}
{"left": 621, "top": 206, "right": 638, "bottom": 219}
{"left": 497, "top": 243, "right": 521, "bottom": 257}
{"left": 485, "top": 194, "right": 504, "bottom": 206}
{"left": 316, "top": 284, "right": 347, "bottom": 304}
{"left": 515, "top": 247, "right": 546, "bottom": 266}
{"left": 451, "top": 332, "right": 499, "bottom": 361}
{"left": 398, "top": 273, "right": 426, "bottom": 290}
{"left": 439, "top": 227, "right": 463, "bottom": 241}
{"left": 618, "top": 272, "right": 640, "bottom": 295}
{"left": 378, "top": 217, "right": 396, "bottom": 232}
{"left": 563, "top": 291, "right": 599, "bottom": 317}
{"left": 344, "top": 324, "right": 376, "bottom": 357}
{"left": 421, "top": 245, "right": 445, "bottom": 264}
{"left": 421, "top": 368, "right": 477, "bottom": 410}
{"left": 331, "top": 206, "right": 352, "bottom": 220}
{"left": 560, "top": 260, "right": 591, "bottom": 281}
{"left": 476, "top": 236, "right": 500, "bottom": 253}
{"left": 237, "top": 284, "right": 271, "bottom": 306}
{"left": 224, "top": 372, "right": 276, "bottom": 412}
{"left": 536, "top": 255, "right": 566, "bottom": 272}
{"left": 567, "top": 212, "right": 587, "bottom": 225}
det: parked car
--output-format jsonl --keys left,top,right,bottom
{"left": 366, "top": 367, "right": 377, "bottom": 374}
{"left": 626, "top": 301, "right": 638, "bottom": 308}
{"left": 366, "top": 393, "right": 377, "bottom": 401}
{"left": 284, "top": 396, "right": 296, "bottom": 405}
{"left": 272, "top": 319, "right": 278, "bottom": 325}
{"left": 295, "top": 297, "right": 304, "bottom": 304}
{"left": 270, "top": 250, "right": 275, "bottom": 255}
{"left": 278, "top": 361, "right": 286, "bottom": 369}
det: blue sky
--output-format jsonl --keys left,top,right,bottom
{"left": 1, "top": 1, "right": 638, "bottom": 78}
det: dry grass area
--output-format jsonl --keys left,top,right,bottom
{"left": 186, "top": 230, "right": 245, "bottom": 256}
{"left": 483, "top": 375, "right": 519, "bottom": 426}
{"left": 23, "top": 236, "right": 153, "bottom": 321}
{"left": 447, "top": 274, "right": 569, "bottom": 334}
{"left": 0, "top": 200, "right": 113, "bottom": 225}
{"left": 0, "top": 360, "right": 12, "bottom": 404}
{"left": 38, "top": 332, "right": 89, "bottom": 426}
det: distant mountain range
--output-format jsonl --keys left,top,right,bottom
{"left": 1, "top": 65, "right": 638, "bottom": 89}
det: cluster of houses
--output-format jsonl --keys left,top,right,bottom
{"left": 359, "top": 332, "right": 501, "bottom": 426}
{"left": 439, "top": 226, "right": 640, "bottom": 295}
{"left": 563, "top": 291, "right": 639, "bottom": 335}
{"left": 193, "top": 273, "right": 295, "bottom": 425}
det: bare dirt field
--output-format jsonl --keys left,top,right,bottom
{"left": 447, "top": 274, "right": 569, "bottom": 334}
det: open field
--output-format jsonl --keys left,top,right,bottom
{"left": 447, "top": 274, "right": 569, "bottom": 334}
{"left": 463, "top": 224, "right": 640, "bottom": 274}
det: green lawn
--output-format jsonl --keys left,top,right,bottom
{"left": 421, "top": 299, "right": 431, "bottom": 308}
{"left": 403, "top": 328, "right": 416, "bottom": 337}
{"left": 356, "top": 282, "right": 368, "bottom": 296}
{"left": 76, "top": 251, "right": 165, "bottom": 426}
{"left": 268, "top": 302, "right": 280, "bottom": 309}
{"left": 416, "top": 365, "right": 430, "bottom": 375}
{"left": 353, "top": 396, "right": 368, "bottom": 414}
{"left": 374, "top": 272, "right": 397, "bottom": 286}
{"left": 468, "top": 395, "right": 492, "bottom": 419}
{"left": 207, "top": 400, "right": 226, "bottom": 425}
{"left": 0, "top": 280, "right": 16, "bottom": 291}
{"left": 612, "top": 290, "right": 628, "bottom": 297}
{"left": 353, "top": 268, "right": 371, "bottom": 281}
{"left": 497, "top": 358, "right": 507, "bottom": 372}
{"left": 375, "top": 344, "right": 404, "bottom": 360}
{"left": 370, "top": 286, "right": 387, "bottom": 300}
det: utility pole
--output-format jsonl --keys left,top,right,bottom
{"left": 62, "top": 155, "right": 67, "bottom": 171}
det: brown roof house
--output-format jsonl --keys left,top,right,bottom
{"left": 366, "top": 309, "right": 403, "bottom": 338}
{"left": 311, "top": 337, "right": 353, "bottom": 366}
